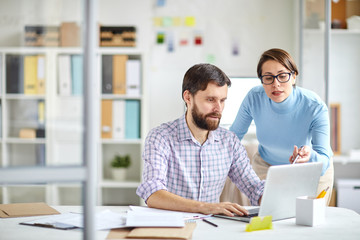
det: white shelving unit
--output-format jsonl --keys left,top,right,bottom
{"left": 97, "top": 48, "right": 145, "bottom": 206}
{"left": 0, "top": 47, "right": 146, "bottom": 206}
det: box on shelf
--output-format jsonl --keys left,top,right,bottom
{"left": 336, "top": 179, "right": 360, "bottom": 213}
{"left": 99, "top": 26, "right": 136, "bottom": 47}
{"left": 60, "top": 22, "right": 81, "bottom": 47}
{"left": 24, "top": 26, "right": 59, "bottom": 47}
{"left": 19, "top": 128, "right": 36, "bottom": 138}
{"left": 347, "top": 15, "right": 360, "bottom": 30}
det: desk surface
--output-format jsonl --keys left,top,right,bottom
{"left": 0, "top": 206, "right": 359, "bottom": 240}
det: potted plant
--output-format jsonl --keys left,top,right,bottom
{"left": 110, "top": 154, "right": 131, "bottom": 181}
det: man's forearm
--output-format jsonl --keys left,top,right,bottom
{"left": 147, "top": 190, "right": 206, "bottom": 213}
{"left": 146, "top": 189, "right": 249, "bottom": 216}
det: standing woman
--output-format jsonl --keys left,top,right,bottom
{"left": 230, "top": 48, "right": 334, "bottom": 205}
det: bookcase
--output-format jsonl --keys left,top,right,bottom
{"left": 0, "top": 47, "right": 145, "bottom": 206}
{"left": 97, "top": 48, "right": 144, "bottom": 206}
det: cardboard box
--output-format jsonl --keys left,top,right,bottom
{"left": 99, "top": 26, "right": 136, "bottom": 47}
{"left": 19, "top": 128, "right": 36, "bottom": 139}
{"left": 60, "top": 22, "right": 81, "bottom": 47}
{"left": 0, "top": 202, "right": 59, "bottom": 218}
{"left": 24, "top": 26, "right": 60, "bottom": 47}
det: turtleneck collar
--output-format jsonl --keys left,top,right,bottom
{"left": 269, "top": 87, "right": 299, "bottom": 114}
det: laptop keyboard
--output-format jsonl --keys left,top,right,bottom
{"left": 234, "top": 212, "right": 258, "bottom": 218}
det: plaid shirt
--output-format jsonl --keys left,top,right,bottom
{"left": 136, "top": 115, "right": 264, "bottom": 205}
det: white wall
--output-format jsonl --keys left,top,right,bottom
{"left": 0, "top": 0, "right": 298, "bottom": 133}
{"left": 139, "top": 0, "right": 298, "bottom": 129}
{"left": 302, "top": 30, "right": 360, "bottom": 154}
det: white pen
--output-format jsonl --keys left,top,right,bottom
{"left": 292, "top": 146, "right": 304, "bottom": 164}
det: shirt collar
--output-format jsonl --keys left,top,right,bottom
{"left": 177, "top": 114, "right": 220, "bottom": 145}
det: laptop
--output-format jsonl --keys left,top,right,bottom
{"left": 214, "top": 162, "right": 323, "bottom": 222}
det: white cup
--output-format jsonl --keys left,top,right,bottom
{"left": 296, "top": 196, "right": 325, "bottom": 227}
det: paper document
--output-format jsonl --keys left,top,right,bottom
{"left": 126, "top": 210, "right": 184, "bottom": 227}
{"left": 20, "top": 212, "right": 79, "bottom": 230}
{"left": 21, "top": 210, "right": 127, "bottom": 230}
{"left": 129, "top": 205, "right": 210, "bottom": 220}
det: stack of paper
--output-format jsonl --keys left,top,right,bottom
{"left": 126, "top": 210, "right": 184, "bottom": 227}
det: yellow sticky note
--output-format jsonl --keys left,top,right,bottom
{"left": 173, "top": 17, "right": 182, "bottom": 26}
{"left": 185, "top": 16, "right": 196, "bottom": 27}
{"left": 153, "top": 17, "right": 162, "bottom": 27}
{"left": 245, "top": 216, "right": 273, "bottom": 232}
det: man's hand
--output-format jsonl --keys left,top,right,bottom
{"left": 147, "top": 190, "right": 249, "bottom": 217}
{"left": 200, "top": 202, "right": 249, "bottom": 217}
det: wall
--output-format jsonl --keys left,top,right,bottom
{"left": 0, "top": 0, "right": 298, "bottom": 133}
{"left": 142, "top": 0, "right": 298, "bottom": 129}
{"left": 302, "top": 30, "right": 360, "bottom": 154}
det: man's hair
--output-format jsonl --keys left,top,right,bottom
{"left": 257, "top": 48, "right": 299, "bottom": 78}
{"left": 182, "top": 63, "right": 231, "bottom": 100}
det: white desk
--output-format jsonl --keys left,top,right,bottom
{"left": 0, "top": 206, "right": 359, "bottom": 240}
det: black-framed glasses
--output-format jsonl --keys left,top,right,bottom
{"left": 260, "top": 72, "right": 294, "bottom": 85}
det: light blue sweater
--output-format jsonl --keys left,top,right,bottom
{"left": 230, "top": 85, "right": 332, "bottom": 175}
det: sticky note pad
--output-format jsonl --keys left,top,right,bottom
{"left": 245, "top": 216, "right": 273, "bottom": 232}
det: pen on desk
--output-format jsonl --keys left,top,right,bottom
{"left": 292, "top": 146, "right": 304, "bottom": 164}
{"left": 316, "top": 186, "right": 330, "bottom": 199}
{"left": 202, "top": 219, "right": 218, "bottom": 227}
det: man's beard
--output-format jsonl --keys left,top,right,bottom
{"left": 191, "top": 103, "right": 221, "bottom": 131}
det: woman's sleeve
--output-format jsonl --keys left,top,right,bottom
{"left": 310, "top": 104, "right": 333, "bottom": 175}
{"left": 229, "top": 92, "right": 254, "bottom": 141}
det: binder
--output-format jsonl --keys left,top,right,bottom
{"left": 6, "top": 55, "right": 23, "bottom": 93}
{"left": 38, "top": 100, "right": 45, "bottom": 126}
{"left": 125, "top": 100, "right": 140, "bottom": 139}
{"left": 36, "top": 144, "right": 46, "bottom": 166}
{"left": 24, "top": 55, "right": 38, "bottom": 94}
{"left": 101, "top": 100, "right": 113, "bottom": 139}
{"left": 23, "top": 56, "right": 37, "bottom": 93}
{"left": 112, "top": 100, "right": 125, "bottom": 139}
{"left": 102, "top": 55, "right": 113, "bottom": 94}
{"left": 58, "top": 55, "right": 72, "bottom": 96}
{"left": 37, "top": 55, "right": 46, "bottom": 94}
{"left": 71, "top": 55, "right": 83, "bottom": 95}
{"left": 112, "top": 55, "right": 128, "bottom": 94}
{"left": 126, "top": 59, "right": 141, "bottom": 96}
{"left": 0, "top": 104, "right": 2, "bottom": 138}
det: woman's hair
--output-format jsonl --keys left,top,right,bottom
{"left": 257, "top": 48, "right": 299, "bottom": 78}
{"left": 182, "top": 63, "right": 231, "bottom": 100}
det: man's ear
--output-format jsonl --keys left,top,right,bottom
{"left": 183, "top": 90, "right": 191, "bottom": 105}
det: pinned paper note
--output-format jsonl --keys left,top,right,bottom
{"left": 185, "top": 16, "right": 196, "bottom": 27}
{"left": 153, "top": 17, "right": 162, "bottom": 27}
{"left": 245, "top": 216, "right": 273, "bottom": 232}
{"left": 162, "top": 17, "right": 173, "bottom": 27}
{"left": 157, "top": 32, "right": 165, "bottom": 44}
{"left": 156, "top": 0, "right": 166, "bottom": 7}
{"left": 173, "top": 17, "right": 182, "bottom": 26}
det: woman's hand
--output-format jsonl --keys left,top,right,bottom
{"left": 289, "top": 145, "right": 311, "bottom": 164}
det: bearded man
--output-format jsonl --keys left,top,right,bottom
{"left": 137, "top": 63, "right": 264, "bottom": 217}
